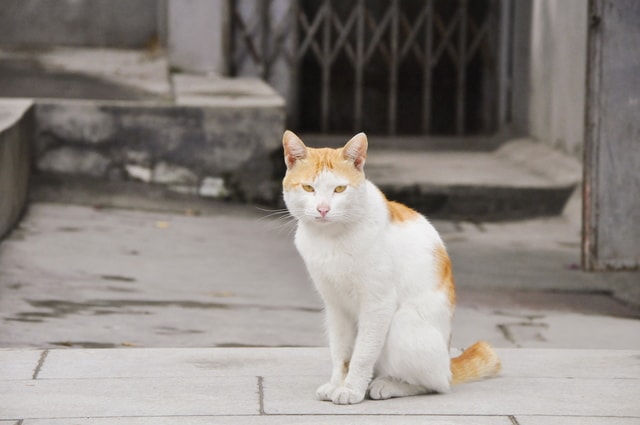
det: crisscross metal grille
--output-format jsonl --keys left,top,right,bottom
{"left": 231, "top": 0, "right": 503, "bottom": 136}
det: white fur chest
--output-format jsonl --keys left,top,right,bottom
{"left": 294, "top": 222, "right": 393, "bottom": 314}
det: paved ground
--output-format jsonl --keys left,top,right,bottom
{"left": 1, "top": 189, "right": 639, "bottom": 350}
{"left": 1, "top": 185, "right": 639, "bottom": 422}
{"left": 0, "top": 347, "right": 638, "bottom": 423}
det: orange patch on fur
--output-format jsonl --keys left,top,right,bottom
{"left": 283, "top": 147, "right": 365, "bottom": 189}
{"left": 387, "top": 201, "right": 419, "bottom": 222}
{"left": 435, "top": 245, "right": 456, "bottom": 307}
{"left": 450, "top": 341, "right": 502, "bottom": 385}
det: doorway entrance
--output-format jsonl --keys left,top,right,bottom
{"left": 230, "top": 0, "right": 508, "bottom": 136}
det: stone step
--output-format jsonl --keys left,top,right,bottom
{"left": 365, "top": 141, "right": 582, "bottom": 221}
{"left": 1, "top": 347, "right": 639, "bottom": 420}
{"left": 300, "top": 134, "right": 582, "bottom": 221}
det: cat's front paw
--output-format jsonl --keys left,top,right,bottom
{"left": 316, "top": 382, "right": 338, "bottom": 401}
{"left": 332, "top": 386, "right": 365, "bottom": 405}
{"left": 368, "top": 377, "right": 394, "bottom": 400}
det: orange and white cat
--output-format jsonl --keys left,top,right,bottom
{"left": 282, "top": 130, "right": 501, "bottom": 405}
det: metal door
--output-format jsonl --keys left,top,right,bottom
{"left": 230, "top": 0, "right": 508, "bottom": 136}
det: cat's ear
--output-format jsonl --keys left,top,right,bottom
{"left": 282, "top": 130, "right": 307, "bottom": 169}
{"left": 343, "top": 132, "right": 368, "bottom": 171}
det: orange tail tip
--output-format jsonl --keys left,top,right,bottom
{"left": 450, "top": 341, "right": 501, "bottom": 385}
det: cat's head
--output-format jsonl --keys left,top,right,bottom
{"left": 282, "top": 131, "right": 368, "bottom": 225}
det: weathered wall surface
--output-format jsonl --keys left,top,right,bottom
{"left": 583, "top": 0, "right": 640, "bottom": 270}
{"left": 0, "top": 100, "right": 33, "bottom": 240}
{"left": 0, "top": 0, "right": 161, "bottom": 48}
{"left": 527, "top": 0, "right": 588, "bottom": 159}
{"left": 167, "top": 0, "right": 228, "bottom": 74}
{"left": 34, "top": 100, "right": 285, "bottom": 204}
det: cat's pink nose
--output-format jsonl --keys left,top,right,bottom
{"left": 317, "top": 206, "right": 330, "bottom": 218}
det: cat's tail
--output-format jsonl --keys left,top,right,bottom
{"left": 450, "top": 341, "right": 501, "bottom": 385}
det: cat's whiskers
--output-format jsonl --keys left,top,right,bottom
{"left": 257, "top": 206, "right": 301, "bottom": 235}
{"left": 255, "top": 207, "right": 290, "bottom": 218}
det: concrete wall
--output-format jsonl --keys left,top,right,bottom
{"left": 583, "top": 0, "right": 640, "bottom": 270}
{"left": 527, "top": 0, "right": 588, "bottom": 158}
{"left": 0, "top": 100, "right": 33, "bottom": 241}
{"left": 0, "top": 0, "right": 161, "bottom": 48}
{"left": 167, "top": 0, "right": 229, "bottom": 74}
{"left": 0, "top": 0, "right": 229, "bottom": 75}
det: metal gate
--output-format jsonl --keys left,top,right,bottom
{"left": 231, "top": 0, "right": 507, "bottom": 136}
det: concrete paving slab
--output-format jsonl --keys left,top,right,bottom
{"left": 0, "top": 376, "right": 258, "bottom": 419}
{"left": 21, "top": 416, "right": 514, "bottom": 425}
{"left": 1, "top": 348, "right": 637, "bottom": 422}
{"left": 0, "top": 349, "right": 42, "bottom": 380}
{"left": 509, "top": 313, "right": 640, "bottom": 349}
{"left": 516, "top": 417, "right": 640, "bottom": 425}
{"left": 263, "top": 374, "right": 640, "bottom": 417}
{"left": 0, "top": 203, "right": 321, "bottom": 348}
{"left": 451, "top": 308, "right": 514, "bottom": 348}
{"left": 497, "top": 349, "right": 640, "bottom": 378}
{"left": 442, "top": 204, "right": 640, "bottom": 299}
{"left": 256, "top": 348, "right": 640, "bottom": 417}
{"left": 31, "top": 347, "right": 640, "bottom": 381}
{"left": 2, "top": 202, "right": 640, "bottom": 349}
{"left": 452, "top": 307, "right": 640, "bottom": 350}
{"left": 38, "top": 348, "right": 329, "bottom": 379}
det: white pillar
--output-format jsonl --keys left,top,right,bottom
{"left": 167, "top": 0, "right": 229, "bottom": 75}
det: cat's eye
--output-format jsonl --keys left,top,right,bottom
{"left": 334, "top": 185, "right": 347, "bottom": 193}
{"left": 301, "top": 184, "right": 315, "bottom": 192}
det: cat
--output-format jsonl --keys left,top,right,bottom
{"left": 282, "top": 130, "right": 501, "bottom": 405}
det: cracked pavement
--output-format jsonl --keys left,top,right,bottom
{"left": 1, "top": 195, "right": 639, "bottom": 350}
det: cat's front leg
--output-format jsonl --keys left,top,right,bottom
{"left": 316, "top": 305, "right": 356, "bottom": 401}
{"left": 332, "top": 299, "right": 395, "bottom": 405}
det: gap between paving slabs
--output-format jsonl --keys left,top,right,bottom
{"left": 1, "top": 348, "right": 637, "bottom": 421}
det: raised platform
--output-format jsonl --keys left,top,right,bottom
{"left": 0, "top": 48, "right": 286, "bottom": 205}
{"left": 366, "top": 140, "right": 582, "bottom": 221}
{"left": 0, "top": 347, "right": 638, "bottom": 423}
{"left": 0, "top": 99, "right": 32, "bottom": 240}
{"left": 0, "top": 47, "right": 581, "bottom": 220}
